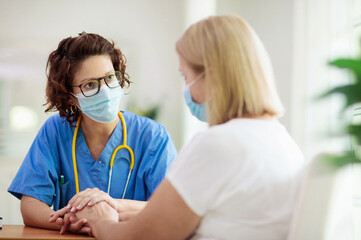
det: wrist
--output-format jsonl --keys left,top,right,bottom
{"left": 118, "top": 199, "right": 147, "bottom": 212}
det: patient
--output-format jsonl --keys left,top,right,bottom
{"left": 59, "top": 15, "right": 305, "bottom": 239}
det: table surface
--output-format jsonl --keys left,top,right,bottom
{"left": 0, "top": 225, "right": 95, "bottom": 240}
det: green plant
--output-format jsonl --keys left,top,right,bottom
{"left": 128, "top": 105, "right": 160, "bottom": 120}
{"left": 319, "top": 58, "right": 361, "bottom": 166}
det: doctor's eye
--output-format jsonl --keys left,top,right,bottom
{"left": 106, "top": 73, "right": 116, "bottom": 81}
{"left": 83, "top": 80, "right": 98, "bottom": 90}
{"left": 106, "top": 71, "right": 122, "bottom": 88}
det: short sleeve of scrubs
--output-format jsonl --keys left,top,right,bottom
{"left": 146, "top": 128, "right": 176, "bottom": 195}
{"left": 8, "top": 117, "right": 60, "bottom": 206}
{"left": 96, "top": 111, "right": 178, "bottom": 201}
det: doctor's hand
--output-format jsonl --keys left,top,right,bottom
{"left": 49, "top": 209, "right": 92, "bottom": 235}
{"left": 60, "top": 212, "right": 92, "bottom": 236}
{"left": 66, "top": 188, "right": 118, "bottom": 213}
{"left": 49, "top": 206, "right": 69, "bottom": 223}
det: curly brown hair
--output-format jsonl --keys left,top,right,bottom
{"left": 45, "top": 32, "right": 130, "bottom": 126}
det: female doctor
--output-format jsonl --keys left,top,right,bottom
{"left": 8, "top": 33, "right": 177, "bottom": 234}
{"left": 70, "top": 15, "right": 305, "bottom": 239}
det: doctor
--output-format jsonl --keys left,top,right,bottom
{"left": 71, "top": 15, "right": 305, "bottom": 239}
{"left": 8, "top": 33, "right": 177, "bottom": 234}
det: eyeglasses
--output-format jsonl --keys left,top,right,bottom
{"left": 72, "top": 71, "right": 123, "bottom": 97}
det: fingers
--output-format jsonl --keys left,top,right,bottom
{"left": 68, "top": 188, "right": 110, "bottom": 213}
{"left": 79, "top": 226, "right": 92, "bottom": 236}
{"left": 71, "top": 190, "right": 99, "bottom": 212}
{"left": 59, "top": 214, "right": 88, "bottom": 235}
{"left": 62, "top": 218, "right": 87, "bottom": 234}
{"left": 67, "top": 188, "right": 93, "bottom": 212}
{"left": 69, "top": 218, "right": 88, "bottom": 232}
{"left": 49, "top": 207, "right": 70, "bottom": 222}
{"left": 60, "top": 223, "right": 68, "bottom": 235}
{"left": 55, "top": 217, "right": 64, "bottom": 226}
{"left": 60, "top": 213, "right": 72, "bottom": 234}
{"left": 87, "top": 193, "right": 112, "bottom": 207}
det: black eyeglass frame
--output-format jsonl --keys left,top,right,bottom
{"left": 71, "top": 71, "right": 124, "bottom": 97}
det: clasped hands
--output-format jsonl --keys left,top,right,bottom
{"left": 48, "top": 188, "right": 137, "bottom": 236}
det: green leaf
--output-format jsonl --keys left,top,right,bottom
{"left": 320, "top": 151, "right": 360, "bottom": 167}
{"left": 128, "top": 106, "right": 159, "bottom": 120}
{"left": 345, "top": 124, "right": 361, "bottom": 144}
{"left": 317, "top": 55, "right": 361, "bottom": 168}
{"left": 319, "top": 84, "right": 361, "bottom": 109}
{"left": 329, "top": 58, "right": 361, "bottom": 79}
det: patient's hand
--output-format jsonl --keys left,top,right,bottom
{"left": 75, "top": 202, "right": 118, "bottom": 228}
{"left": 118, "top": 210, "right": 141, "bottom": 222}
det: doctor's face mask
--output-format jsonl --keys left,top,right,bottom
{"left": 72, "top": 85, "right": 124, "bottom": 123}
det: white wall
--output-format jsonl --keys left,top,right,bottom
{"left": 291, "top": 0, "right": 353, "bottom": 160}
{"left": 217, "top": 0, "right": 295, "bottom": 132}
{"left": 0, "top": 0, "right": 186, "bottom": 152}
{"left": 217, "top": 0, "right": 353, "bottom": 161}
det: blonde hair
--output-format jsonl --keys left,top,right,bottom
{"left": 176, "top": 15, "right": 284, "bottom": 126}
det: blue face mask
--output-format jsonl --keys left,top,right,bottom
{"left": 73, "top": 85, "right": 124, "bottom": 123}
{"left": 183, "top": 73, "right": 207, "bottom": 122}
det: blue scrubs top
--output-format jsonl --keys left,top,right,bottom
{"left": 8, "top": 111, "right": 177, "bottom": 210}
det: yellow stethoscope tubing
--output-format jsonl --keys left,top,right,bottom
{"left": 72, "top": 111, "right": 135, "bottom": 197}
{"left": 72, "top": 117, "right": 82, "bottom": 194}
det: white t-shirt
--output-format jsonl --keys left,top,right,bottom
{"left": 167, "top": 118, "right": 305, "bottom": 240}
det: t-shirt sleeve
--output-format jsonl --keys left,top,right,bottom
{"left": 166, "top": 130, "right": 240, "bottom": 216}
{"left": 8, "top": 121, "right": 59, "bottom": 206}
{"left": 142, "top": 125, "right": 177, "bottom": 199}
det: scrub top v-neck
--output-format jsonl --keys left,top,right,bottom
{"left": 8, "top": 111, "right": 177, "bottom": 210}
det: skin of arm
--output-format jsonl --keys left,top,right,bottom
{"left": 112, "top": 199, "right": 147, "bottom": 212}
{"left": 22, "top": 195, "right": 91, "bottom": 234}
{"left": 76, "top": 179, "right": 201, "bottom": 240}
{"left": 21, "top": 195, "right": 61, "bottom": 230}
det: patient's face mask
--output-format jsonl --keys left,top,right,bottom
{"left": 183, "top": 72, "right": 207, "bottom": 122}
{"left": 72, "top": 85, "right": 124, "bottom": 123}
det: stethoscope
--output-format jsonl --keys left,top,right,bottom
{"left": 72, "top": 111, "right": 135, "bottom": 198}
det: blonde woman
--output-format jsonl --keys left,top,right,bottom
{"left": 72, "top": 15, "right": 305, "bottom": 239}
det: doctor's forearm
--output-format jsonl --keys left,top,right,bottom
{"left": 21, "top": 195, "right": 61, "bottom": 230}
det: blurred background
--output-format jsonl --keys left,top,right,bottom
{"left": 0, "top": 0, "right": 359, "bottom": 237}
